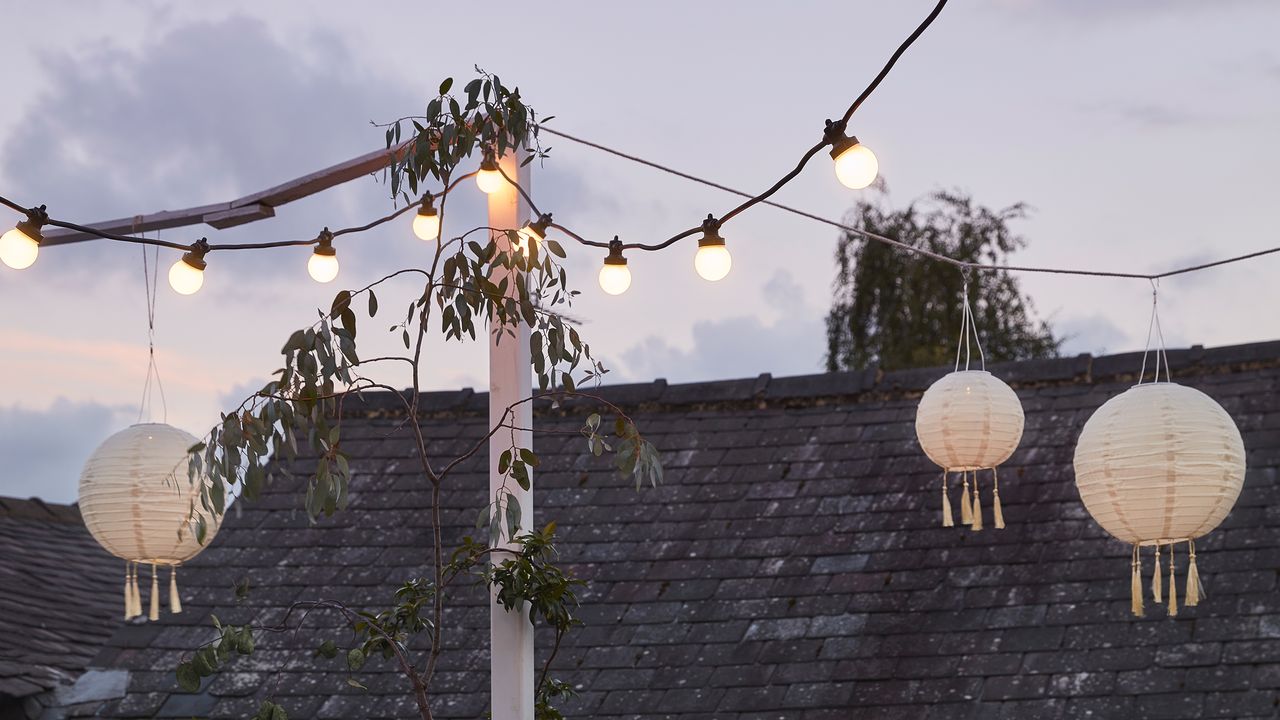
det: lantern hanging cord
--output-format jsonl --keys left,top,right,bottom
{"left": 1138, "top": 279, "right": 1172, "bottom": 385}
{"left": 953, "top": 270, "right": 986, "bottom": 372}
{"left": 137, "top": 228, "right": 168, "bottom": 423}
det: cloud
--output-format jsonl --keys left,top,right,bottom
{"left": 1056, "top": 313, "right": 1130, "bottom": 356}
{"left": 0, "top": 399, "right": 134, "bottom": 504}
{"left": 619, "top": 270, "right": 826, "bottom": 382}
{"left": 988, "top": 0, "right": 1272, "bottom": 21}
{"left": 0, "top": 15, "right": 416, "bottom": 275}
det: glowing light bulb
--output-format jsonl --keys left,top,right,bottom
{"left": 307, "top": 230, "right": 339, "bottom": 283}
{"left": 476, "top": 159, "right": 504, "bottom": 194}
{"left": 0, "top": 223, "right": 40, "bottom": 270}
{"left": 168, "top": 258, "right": 204, "bottom": 295}
{"left": 413, "top": 209, "right": 440, "bottom": 241}
{"left": 169, "top": 242, "right": 208, "bottom": 295}
{"left": 831, "top": 137, "right": 879, "bottom": 190}
{"left": 598, "top": 263, "right": 631, "bottom": 296}
{"left": 308, "top": 251, "right": 339, "bottom": 283}
{"left": 516, "top": 216, "right": 551, "bottom": 254}
{"left": 695, "top": 244, "right": 732, "bottom": 281}
{"left": 516, "top": 226, "right": 542, "bottom": 253}
{"left": 694, "top": 216, "right": 731, "bottom": 281}
{"left": 598, "top": 240, "right": 631, "bottom": 295}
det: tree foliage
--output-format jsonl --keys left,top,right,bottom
{"left": 825, "top": 189, "right": 1061, "bottom": 372}
{"left": 176, "top": 69, "right": 659, "bottom": 720}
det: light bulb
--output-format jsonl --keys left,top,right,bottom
{"left": 516, "top": 219, "right": 547, "bottom": 254}
{"left": 694, "top": 216, "right": 731, "bottom": 281}
{"left": 695, "top": 244, "right": 732, "bottom": 282}
{"left": 599, "top": 240, "right": 631, "bottom": 295}
{"left": 412, "top": 210, "right": 440, "bottom": 241}
{"left": 831, "top": 138, "right": 878, "bottom": 190}
{"left": 476, "top": 161, "right": 504, "bottom": 194}
{"left": 168, "top": 258, "right": 205, "bottom": 295}
{"left": 308, "top": 251, "right": 339, "bottom": 283}
{"left": 0, "top": 224, "right": 40, "bottom": 270}
{"left": 598, "top": 263, "right": 631, "bottom": 296}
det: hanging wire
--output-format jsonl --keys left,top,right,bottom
{"left": 137, "top": 229, "right": 168, "bottom": 423}
{"left": 1137, "top": 279, "right": 1172, "bottom": 385}
{"left": 953, "top": 270, "right": 987, "bottom": 372}
{"left": 0, "top": 0, "right": 1277, "bottom": 287}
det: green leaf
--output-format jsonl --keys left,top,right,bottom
{"left": 175, "top": 662, "right": 201, "bottom": 692}
{"left": 505, "top": 494, "right": 522, "bottom": 537}
{"left": 439, "top": 77, "right": 453, "bottom": 95}
{"left": 330, "top": 290, "right": 352, "bottom": 319}
{"left": 316, "top": 639, "right": 338, "bottom": 659}
{"left": 347, "top": 647, "right": 366, "bottom": 671}
{"left": 368, "top": 290, "right": 378, "bottom": 317}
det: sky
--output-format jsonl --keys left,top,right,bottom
{"left": 1, "top": 0, "right": 1278, "bottom": 503}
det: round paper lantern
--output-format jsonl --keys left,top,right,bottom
{"left": 79, "top": 423, "right": 220, "bottom": 621}
{"left": 1074, "top": 382, "right": 1245, "bottom": 617}
{"left": 916, "top": 370, "right": 1025, "bottom": 531}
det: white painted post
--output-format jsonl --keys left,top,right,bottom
{"left": 488, "top": 149, "right": 535, "bottom": 720}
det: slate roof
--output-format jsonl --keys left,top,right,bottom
{"left": 0, "top": 497, "right": 120, "bottom": 700}
{"left": 88, "top": 340, "right": 1280, "bottom": 719}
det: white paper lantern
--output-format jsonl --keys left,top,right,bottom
{"left": 916, "top": 370, "right": 1025, "bottom": 531}
{"left": 79, "top": 423, "right": 220, "bottom": 620}
{"left": 1074, "top": 382, "right": 1245, "bottom": 617}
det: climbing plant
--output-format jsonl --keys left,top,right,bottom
{"left": 175, "top": 69, "right": 662, "bottom": 720}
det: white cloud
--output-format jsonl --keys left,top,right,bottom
{"left": 620, "top": 270, "right": 826, "bottom": 382}
{"left": 0, "top": 399, "right": 134, "bottom": 503}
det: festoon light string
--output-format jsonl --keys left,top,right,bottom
{"left": 4, "top": 0, "right": 1276, "bottom": 297}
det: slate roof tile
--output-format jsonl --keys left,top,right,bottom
{"left": 30, "top": 340, "right": 1275, "bottom": 718}
{"left": 0, "top": 498, "right": 119, "bottom": 701}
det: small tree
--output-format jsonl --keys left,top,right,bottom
{"left": 825, "top": 189, "right": 1060, "bottom": 372}
{"left": 174, "top": 70, "right": 662, "bottom": 720}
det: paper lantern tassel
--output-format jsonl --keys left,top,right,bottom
{"left": 1152, "top": 545, "right": 1163, "bottom": 604}
{"left": 122, "top": 565, "right": 132, "bottom": 620}
{"left": 170, "top": 566, "right": 183, "bottom": 614}
{"left": 941, "top": 473, "right": 954, "bottom": 527}
{"left": 149, "top": 563, "right": 160, "bottom": 621}
{"left": 1186, "top": 541, "right": 1205, "bottom": 607}
{"left": 1168, "top": 544, "right": 1178, "bottom": 617}
{"left": 960, "top": 472, "right": 973, "bottom": 525}
{"left": 129, "top": 564, "right": 142, "bottom": 619}
{"left": 970, "top": 474, "right": 984, "bottom": 532}
{"left": 992, "top": 468, "right": 1006, "bottom": 530}
{"left": 1130, "top": 545, "right": 1144, "bottom": 617}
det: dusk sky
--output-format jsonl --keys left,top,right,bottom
{"left": 2, "top": 1, "right": 1278, "bottom": 503}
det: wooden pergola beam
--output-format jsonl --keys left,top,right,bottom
{"left": 42, "top": 141, "right": 413, "bottom": 246}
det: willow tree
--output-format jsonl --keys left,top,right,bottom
{"left": 825, "top": 189, "right": 1060, "bottom": 372}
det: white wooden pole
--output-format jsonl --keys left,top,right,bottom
{"left": 487, "top": 149, "right": 535, "bottom": 720}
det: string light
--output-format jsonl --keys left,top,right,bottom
{"left": 7, "top": 2, "right": 1279, "bottom": 292}
{"left": 0, "top": 206, "right": 46, "bottom": 270}
{"left": 476, "top": 157, "right": 504, "bottom": 194}
{"left": 307, "top": 229, "right": 339, "bottom": 283}
{"left": 412, "top": 195, "right": 440, "bottom": 241}
{"left": 168, "top": 240, "right": 209, "bottom": 296}
{"left": 826, "top": 121, "right": 879, "bottom": 190}
{"left": 694, "top": 214, "right": 732, "bottom": 282}
{"left": 598, "top": 238, "right": 631, "bottom": 296}
{"left": 517, "top": 214, "right": 551, "bottom": 254}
